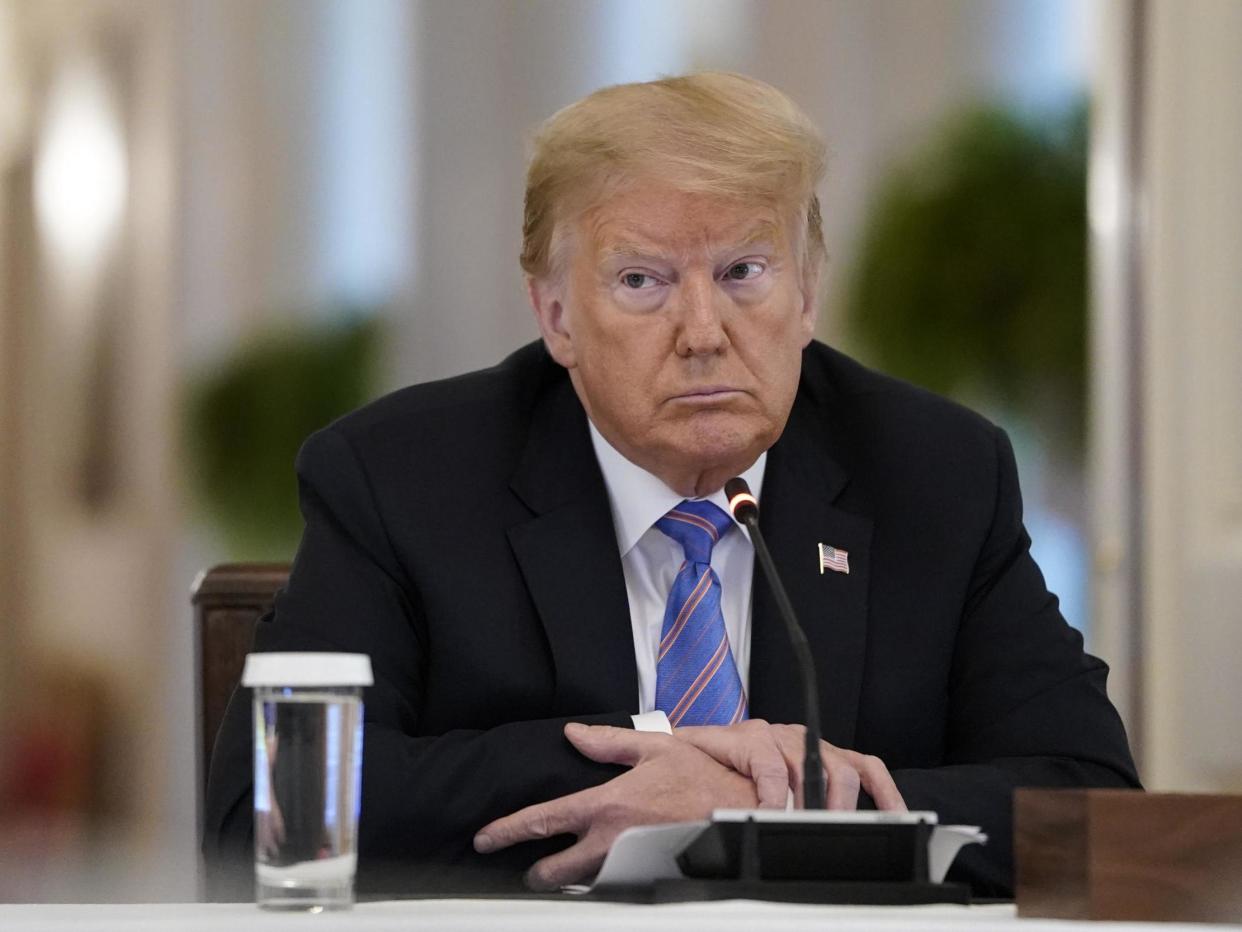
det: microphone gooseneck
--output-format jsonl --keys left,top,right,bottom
{"left": 725, "top": 477, "right": 827, "bottom": 811}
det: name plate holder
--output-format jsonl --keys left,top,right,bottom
{"left": 589, "top": 810, "right": 980, "bottom": 905}
{"left": 1015, "top": 789, "right": 1242, "bottom": 924}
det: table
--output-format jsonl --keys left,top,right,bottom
{"left": 3, "top": 900, "right": 1241, "bottom": 931}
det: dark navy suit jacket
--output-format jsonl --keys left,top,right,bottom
{"left": 204, "top": 339, "right": 1139, "bottom": 897}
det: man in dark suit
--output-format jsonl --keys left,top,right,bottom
{"left": 205, "top": 72, "right": 1138, "bottom": 898}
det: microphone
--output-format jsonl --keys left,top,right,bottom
{"left": 725, "top": 477, "right": 827, "bottom": 810}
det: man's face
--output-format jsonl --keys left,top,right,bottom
{"left": 529, "top": 181, "right": 818, "bottom": 497}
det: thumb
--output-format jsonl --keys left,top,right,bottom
{"left": 563, "top": 722, "right": 653, "bottom": 767}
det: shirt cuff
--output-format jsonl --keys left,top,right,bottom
{"left": 631, "top": 710, "right": 673, "bottom": 734}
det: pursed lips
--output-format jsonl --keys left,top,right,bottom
{"left": 667, "top": 386, "right": 745, "bottom": 402}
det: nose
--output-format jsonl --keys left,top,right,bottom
{"left": 674, "top": 275, "right": 729, "bottom": 357}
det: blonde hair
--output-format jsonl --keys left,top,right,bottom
{"left": 520, "top": 72, "right": 827, "bottom": 281}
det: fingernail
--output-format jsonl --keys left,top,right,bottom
{"left": 473, "top": 833, "right": 494, "bottom": 853}
{"left": 564, "top": 722, "right": 586, "bottom": 737}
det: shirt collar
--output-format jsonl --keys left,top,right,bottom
{"left": 588, "top": 420, "right": 768, "bottom": 556}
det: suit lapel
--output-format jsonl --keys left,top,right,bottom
{"left": 748, "top": 389, "right": 873, "bottom": 749}
{"left": 506, "top": 376, "right": 639, "bottom": 715}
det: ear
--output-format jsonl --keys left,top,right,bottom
{"left": 526, "top": 276, "right": 577, "bottom": 368}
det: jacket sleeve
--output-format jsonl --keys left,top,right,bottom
{"left": 202, "top": 426, "right": 629, "bottom": 897}
{"left": 887, "top": 426, "right": 1141, "bottom": 896}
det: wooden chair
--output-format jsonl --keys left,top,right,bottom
{"left": 190, "top": 563, "right": 289, "bottom": 845}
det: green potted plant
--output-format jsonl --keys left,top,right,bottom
{"left": 843, "top": 102, "right": 1087, "bottom": 455}
{"left": 185, "top": 314, "right": 382, "bottom": 560}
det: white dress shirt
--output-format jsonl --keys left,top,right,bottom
{"left": 587, "top": 422, "right": 767, "bottom": 732}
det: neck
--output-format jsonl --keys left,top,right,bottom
{"left": 667, "top": 466, "right": 736, "bottom": 499}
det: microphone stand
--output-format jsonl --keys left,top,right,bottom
{"left": 725, "top": 479, "right": 826, "bottom": 811}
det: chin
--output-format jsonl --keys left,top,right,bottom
{"left": 668, "top": 419, "right": 770, "bottom": 475}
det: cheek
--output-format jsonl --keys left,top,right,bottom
{"left": 578, "top": 344, "right": 651, "bottom": 414}
{"left": 743, "top": 323, "right": 806, "bottom": 408}
{"left": 737, "top": 305, "right": 804, "bottom": 356}
{"left": 588, "top": 317, "right": 675, "bottom": 374}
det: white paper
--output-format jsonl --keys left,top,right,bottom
{"left": 580, "top": 812, "right": 986, "bottom": 891}
{"left": 928, "top": 825, "right": 987, "bottom": 883}
{"left": 585, "top": 821, "right": 711, "bottom": 889}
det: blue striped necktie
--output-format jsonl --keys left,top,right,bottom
{"left": 654, "top": 499, "right": 747, "bottom": 727}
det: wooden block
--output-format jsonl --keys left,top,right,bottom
{"left": 1016, "top": 789, "right": 1242, "bottom": 923}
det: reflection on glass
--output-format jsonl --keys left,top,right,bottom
{"left": 252, "top": 689, "right": 363, "bottom": 910}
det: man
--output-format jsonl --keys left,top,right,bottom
{"left": 205, "top": 72, "right": 1139, "bottom": 898}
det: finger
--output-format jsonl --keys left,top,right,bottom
{"left": 669, "top": 724, "right": 727, "bottom": 757}
{"left": 727, "top": 721, "right": 790, "bottom": 807}
{"left": 524, "top": 832, "right": 612, "bottom": 891}
{"left": 843, "top": 750, "right": 907, "bottom": 811}
{"left": 771, "top": 725, "right": 807, "bottom": 807}
{"left": 751, "top": 762, "right": 790, "bottom": 808}
{"left": 669, "top": 727, "right": 735, "bottom": 771}
{"left": 745, "top": 740, "right": 792, "bottom": 809}
{"left": 474, "top": 790, "right": 594, "bottom": 853}
{"left": 822, "top": 748, "right": 861, "bottom": 810}
{"left": 775, "top": 726, "right": 806, "bottom": 785}
{"left": 563, "top": 722, "right": 660, "bottom": 768}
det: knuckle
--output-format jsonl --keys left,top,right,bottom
{"left": 771, "top": 723, "right": 797, "bottom": 741}
{"left": 595, "top": 797, "right": 631, "bottom": 825}
{"left": 527, "top": 812, "right": 552, "bottom": 839}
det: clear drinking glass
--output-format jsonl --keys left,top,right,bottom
{"left": 241, "top": 652, "right": 373, "bottom": 911}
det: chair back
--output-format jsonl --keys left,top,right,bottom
{"left": 191, "top": 563, "right": 289, "bottom": 840}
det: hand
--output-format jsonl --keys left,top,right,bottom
{"left": 668, "top": 719, "right": 795, "bottom": 809}
{"left": 255, "top": 799, "right": 286, "bottom": 859}
{"left": 674, "top": 720, "right": 906, "bottom": 811}
{"left": 472, "top": 722, "right": 757, "bottom": 890}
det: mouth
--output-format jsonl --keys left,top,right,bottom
{"left": 668, "top": 386, "right": 745, "bottom": 404}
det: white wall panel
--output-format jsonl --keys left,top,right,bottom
{"left": 1141, "top": 0, "right": 1242, "bottom": 791}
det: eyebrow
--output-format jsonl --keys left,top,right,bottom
{"left": 598, "top": 240, "right": 666, "bottom": 264}
{"left": 598, "top": 221, "right": 783, "bottom": 265}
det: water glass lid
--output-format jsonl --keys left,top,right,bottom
{"left": 242, "top": 652, "right": 374, "bottom": 687}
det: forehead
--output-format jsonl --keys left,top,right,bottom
{"left": 576, "top": 181, "right": 790, "bottom": 262}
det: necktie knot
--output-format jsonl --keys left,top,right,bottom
{"left": 655, "top": 499, "right": 734, "bottom": 566}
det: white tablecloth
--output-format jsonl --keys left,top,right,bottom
{"left": 2, "top": 900, "right": 1239, "bottom": 931}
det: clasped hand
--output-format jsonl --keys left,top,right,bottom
{"left": 473, "top": 719, "right": 906, "bottom": 890}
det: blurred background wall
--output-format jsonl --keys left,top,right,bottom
{"left": 0, "top": 0, "right": 1238, "bottom": 902}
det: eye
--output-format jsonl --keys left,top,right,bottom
{"left": 620, "top": 271, "right": 662, "bottom": 289}
{"left": 723, "top": 261, "right": 764, "bottom": 282}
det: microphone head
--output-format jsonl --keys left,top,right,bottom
{"left": 725, "top": 477, "right": 759, "bottom": 522}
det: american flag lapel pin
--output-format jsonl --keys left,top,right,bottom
{"left": 818, "top": 542, "right": 850, "bottom": 575}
